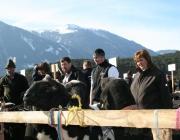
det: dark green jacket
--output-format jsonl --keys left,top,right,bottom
{"left": 0, "top": 73, "right": 29, "bottom": 105}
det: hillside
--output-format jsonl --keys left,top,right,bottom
{"left": 0, "top": 21, "right": 158, "bottom": 76}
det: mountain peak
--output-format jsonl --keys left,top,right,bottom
{"left": 26, "top": 24, "right": 82, "bottom": 34}
{"left": 55, "top": 24, "right": 82, "bottom": 34}
{"left": 0, "top": 20, "right": 159, "bottom": 76}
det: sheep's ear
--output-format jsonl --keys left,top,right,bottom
{"left": 43, "top": 74, "right": 53, "bottom": 82}
{"left": 101, "top": 77, "right": 113, "bottom": 90}
{"left": 65, "top": 80, "right": 85, "bottom": 89}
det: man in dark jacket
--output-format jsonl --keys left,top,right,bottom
{"left": 83, "top": 60, "right": 92, "bottom": 95}
{"left": 90, "top": 48, "right": 119, "bottom": 105}
{"left": 0, "top": 59, "right": 29, "bottom": 140}
{"left": 124, "top": 70, "right": 133, "bottom": 87}
{"left": 166, "top": 74, "right": 174, "bottom": 94}
{"left": 0, "top": 59, "right": 29, "bottom": 105}
{"left": 59, "top": 57, "right": 86, "bottom": 86}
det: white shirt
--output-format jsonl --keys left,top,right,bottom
{"left": 62, "top": 71, "right": 72, "bottom": 85}
{"left": 91, "top": 66, "right": 119, "bottom": 85}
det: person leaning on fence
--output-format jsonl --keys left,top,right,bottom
{"left": 89, "top": 48, "right": 119, "bottom": 105}
{"left": 0, "top": 59, "right": 29, "bottom": 140}
{"left": 130, "top": 49, "right": 173, "bottom": 140}
{"left": 32, "top": 62, "right": 53, "bottom": 81}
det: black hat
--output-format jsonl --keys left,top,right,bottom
{"left": 93, "top": 48, "right": 105, "bottom": 57}
{"left": 5, "top": 59, "right": 16, "bottom": 69}
{"left": 127, "top": 70, "right": 132, "bottom": 75}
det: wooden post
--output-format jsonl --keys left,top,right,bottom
{"left": 168, "top": 64, "right": 176, "bottom": 93}
{"left": 53, "top": 64, "right": 56, "bottom": 80}
{"left": 51, "top": 64, "right": 58, "bottom": 80}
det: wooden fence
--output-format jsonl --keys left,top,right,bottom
{"left": 0, "top": 109, "right": 179, "bottom": 129}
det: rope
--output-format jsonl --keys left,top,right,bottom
{"left": 48, "top": 94, "right": 86, "bottom": 139}
{"left": 57, "top": 110, "right": 64, "bottom": 140}
{"left": 48, "top": 94, "right": 87, "bottom": 140}
{"left": 175, "top": 107, "right": 180, "bottom": 130}
{"left": 48, "top": 108, "right": 58, "bottom": 128}
{"left": 48, "top": 108, "right": 64, "bottom": 140}
{"left": 154, "top": 110, "right": 160, "bottom": 140}
{"left": 65, "top": 94, "right": 87, "bottom": 127}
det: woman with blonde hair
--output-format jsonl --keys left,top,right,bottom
{"left": 131, "top": 49, "right": 172, "bottom": 140}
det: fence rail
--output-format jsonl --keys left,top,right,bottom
{"left": 0, "top": 109, "right": 178, "bottom": 129}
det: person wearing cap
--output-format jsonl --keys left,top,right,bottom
{"left": 124, "top": 70, "right": 133, "bottom": 87}
{"left": 0, "top": 59, "right": 29, "bottom": 105}
{"left": 90, "top": 48, "right": 119, "bottom": 105}
{"left": 32, "top": 62, "right": 53, "bottom": 81}
{"left": 0, "top": 59, "right": 29, "bottom": 140}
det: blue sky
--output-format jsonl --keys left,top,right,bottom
{"left": 0, "top": 0, "right": 180, "bottom": 51}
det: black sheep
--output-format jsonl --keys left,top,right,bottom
{"left": 23, "top": 75, "right": 104, "bottom": 140}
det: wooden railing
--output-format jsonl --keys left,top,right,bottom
{"left": 0, "top": 109, "right": 178, "bottom": 129}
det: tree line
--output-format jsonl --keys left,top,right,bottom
{"left": 25, "top": 51, "right": 180, "bottom": 85}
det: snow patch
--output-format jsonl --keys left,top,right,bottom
{"left": 91, "top": 30, "right": 107, "bottom": 38}
{"left": 23, "top": 63, "right": 34, "bottom": 68}
{"left": 45, "top": 45, "right": 54, "bottom": 53}
{"left": 27, "top": 24, "right": 82, "bottom": 35}
{"left": 61, "top": 45, "right": 70, "bottom": 54}
{"left": 21, "top": 34, "right": 35, "bottom": 50}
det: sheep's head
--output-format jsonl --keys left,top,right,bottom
{"left": 23, "top": 75, "right": 70, "bottom": 110}
{"left": 65, "top": 80, "right": 89, "bottom": 109}
{"left": 100, "top": 77, "right": 135, "bottom": 110}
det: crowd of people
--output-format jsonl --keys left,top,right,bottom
{"left": 0, "top": 48, "right": 179, "bottom": 139}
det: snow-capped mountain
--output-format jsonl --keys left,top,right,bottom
{"left": 0, "top": 21, "right": 158, "bottom": 76}
{"left": 0, "top": 22, "right": 89, "bottom": 76}
{"left": 29, "top": 24, "right": 158, "bottom": 58}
